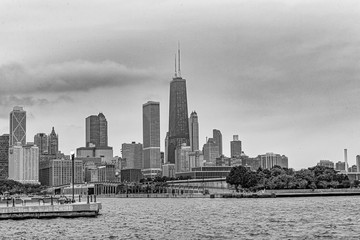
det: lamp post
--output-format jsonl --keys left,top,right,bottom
{"left": 71, "top": 151, "right": 75, "bottom": 203}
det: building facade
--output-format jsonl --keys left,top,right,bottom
{"left": 0, "top": 134, "right": 9, "bottom": 179}
{"left": 8, "top": 143, "right": 39, "bottom": 184}
{"left": 142, "top": 101, "right": 161, "bottom": 169}
{"left": 76, "top": 146, "right": 113, "bottom": 163}
{"left": 10, "top": 106, "right": 26, "bottom": 146}
{"left": 203, "top": 138, "right": 220, "bottom": 165}
{"left": 213, "top": 129, "right": 222, "bottom": 156}
{"left": 189, "top": 111, "right": 199, "bottom": 152}
{"left": 168, "top": 76, "right": 190, "bottom": 164}
{"left": 259, "top": 153, "right": 288, "bottom": 169}
{"left": 86, "top": 113, "right": 108, "bottom": 147}
{"left": 230, "top": 135, "right": 242, "bottom": 158}
{"left": 39, "top": 158, "right": 83, "bottom": 186}
{"left": 34, "top": 133, "right": 48, "bottom": 155}
{"left": 175, "top": 144, "right": 192, "bottom": 173}
{"left": 317, "top": 160, "right": 334, "bottom": 169}
{"left": 48, "top": 127, "right": 58, "bottom": 155}
{"left": 121, "top": 142, "right": 143, "bottom": 169}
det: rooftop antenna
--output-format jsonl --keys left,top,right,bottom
{"left": 174, "top": 53, "right": 177, "bottom": 77}
{"left": 178, "top": 42, "right": 181, "bottom": 78}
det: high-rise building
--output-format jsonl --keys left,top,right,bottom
{"left": 86, "top": 113, "right": 108, "bottom": 147}
{"left": 48, "top": 127, "right": 59, "bottom": 155}
{"left": 213, "top": 129, "right": 222, "bottom": 156}
{"left": 258, "top": 152, "right": 288, "bottom": 169}
{"left": 8, "top": 143, "right": 39, "bottom": 184}
{"left": 203, "top": 138, "right": 220, "bottom": 165}
{"left": 168, "top": 48, "right": 190, "bottom": 164}
{"left": 230, "top": 135, "right": 242, "bottom": 158}
{"left": 0, "top": 134, "right": 9, "bottom": 179}
{"left": 10, "top": 106, "right": 26, "bottom": 146}
{"left": 356, "top": 155, "right": 360, "bottom": 172}
{"left": 142, "top": 101, "right": 161, "bottom": 169}
{"left": 175, "top": 144, "right": 192, "bottom": 173}
{"left": 121, "top": 142, "right": 143, "bottom": 169}
{"left": 189, "top": 111, "right": 199, "bottom": 152}
{"left": 34, "top": 133, "right": 48, "bottom": 155}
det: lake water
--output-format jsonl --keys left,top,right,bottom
{"left": 1, "top": 196, "right": 360, "bottom": 239}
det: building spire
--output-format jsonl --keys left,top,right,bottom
{"left": 174, "top": 53, "right": 177, "bottom": 77}
{"left": 178, "top": 42, "right": 181, "bottom": 78}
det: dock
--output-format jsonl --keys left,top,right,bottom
{"left": 0, "top": 196, "right": 101, "bottom": 220}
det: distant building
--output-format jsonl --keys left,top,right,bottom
{"left": 121, "top": 142, "right": 143, "bottom": 169}
{"left": 167, "top": 51, "right": 190, "bottom": 164}
{"left": 0, "top": 134, "right": 9, "bottom": 179}
{"left": 175, "top": 166, "right": 232, "bottom": 179}
{"left": 241, "top": 155, "right": 261, "bottom": 171}
{"left": 335, "top": 161, "right": 346, "bottom": 171}
{"left": 212, "top": 129, "right": 222, "bottom": 156}
{"left": 121, "top": 168, "right": 143, "bottom": 183}
{"left": 8, "top": 143, "right": 39, "bottom": 184}
{"left": 349, "top": 165, "right": 357, "bottom": 173}
{"left": 142, "top": 101, "right": 161, "bottom": 169}
{"left": 76, "top": 146, "right": 113, "bottom": 163}
{"left": 317, "top": 160, "right": 334, "bottom": 169}
{"left": 189, "top": 111, "right": 199, "bottom": 152}
{"left": 48, "top": 127, "right": 59, "bottom": 155}
{"left": 34, "top": 133, "right": 48, "bottom": 155}
{"left": 10, "top": 106, "right": 26, "bottom": 146}
{"left": 258, "top": 153, "right": 288, "bottom": 169}
{"left": 357, "top": 155, "right": 360, "bottom": 172}
{"left": 230, "top": 135, "right": 242, "bottom": 158}
{"left": 188, "top": 150, "right": 204, "bottom": 170}
{"left": 203, "top": 138, "right": 219, "bottom": 164}
{"left": 162, "top": 164, "right": 175, "bottom": 178}
{"left": 142, "top": 169, "right": 162, "bottom": 179}
{"left": 97, "top": 164, "right": 117, "bottom": 182}
{"left": 39, "top": 158, "right": 83, "bottom": 186}
{"left": 175, "top": 144, "right": 192, "bottom": 173}
{"left": 86, "top": 113, "right": 108, "bottom": 147}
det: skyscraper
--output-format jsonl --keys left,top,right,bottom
{"left": 230, "top": 135, "right": 242, "bottom": 157}
{"left": 189, "top": 111, "right": 199, "bottom": 152}
{"left": 168, "top": 48, "right": 190, "bottom": 164}
{"left": 0, "top": 134, "right": 9, "bottom": 179}
{"left": 34, "top": 133, "right": 48, "bottom": 155}
{"left": 10, "top": 106, "right": 26, "bottom": 146}
{"left": 203, "top": 138, "right": 220, "bottom": 165}
{"left": 86, "top": 113, "right": 108, "bottom": 147}
{"left": 48, "top": 127, "right": 59, "bottom": 155}
{"left": 213, "top": 129, "right": 222, "bottom": 156}
{"left": 121, "top": 142, "right": 143, "bottom": 169}
{"left": 142, "top": 101, "right": 161, "bottom": 169}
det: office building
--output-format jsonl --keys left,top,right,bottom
{"left": 10, "top": 106, "right": 26, "bottom": 146}
{"left": 230, "top": 135, "right": 242, "bottom": 158}
{"left": 142, "top": 101, "right": 161, "bottom": 169}
{"left": 213, "top": 129, "right": 222, "bottom": 156}
{"left": 39, "top": 158, "right": 83, "bottom": 186}
{"left": 122, "top": 142, "right": 143, "bottom": 169}
{"left": 317, "top": 160, "right": 334, "bottom": 169}
{"left": 203, "top": 138, "right": 220, "bottom": 165}
{"left": 121, "top": 168, "right": 143, "bottom": 183}
{"left": 335, "top": 161, "right": 346, "bottom": 171}
{"left": 48, "top": 127, "right": 58, "bottom": 155}
{"left": 86, "top": 113, "right": 108, "bottom": 147}
{"left": 175, "top": 144, "right": 192, "bottom": 173}
{"left": 76, "top": 146, "right": 113, "bottom": 163}
{"left": 189, "top": 111, "right": 199, "bottom": 152}
{"left": 168, "top": 48, "right": 190, "bottom": 164}
{"left": 188, "top": 150, "right": 204, "bottom": 169}
{"left": 258, "top": 153, "right": 288, "bottom": 169}
{"left": 357, "top": 155, "right": 360, "bottom": 172}
{"left": 0, "top": 134, "right": 9, "bottom": 179}
{"left": 162, "top": 163, "right": 176, "bottom": 178}
{"left": 34, "top": 133, "right": 48, "bottom": 155}
{"left": 8, "top": 143, "right": 39, "bottom": 184}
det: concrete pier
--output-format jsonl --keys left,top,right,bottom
{"left": 0, "top": 201, "right": 101, "bottom": 220}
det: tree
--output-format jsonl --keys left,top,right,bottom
{"left": 226, "top": 166, "right": 258, "bottom": 192}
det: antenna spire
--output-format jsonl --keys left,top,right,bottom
{"left": 174, "top": 53, "right": 177, "bottom": 77}
{"left": 178, "top": 42, "right": 181, "bottom": 78}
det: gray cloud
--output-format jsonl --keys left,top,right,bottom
{"left": 0, "top": 60, "right": 157, "bottom": 94}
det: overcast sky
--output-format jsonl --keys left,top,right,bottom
{"left": 1, "top": 0, "right": 360, "bottom": 169}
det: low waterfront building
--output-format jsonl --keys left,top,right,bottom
{"left": 175, "top": 166, "right": 232, "bottom": 179}
{"left": 121, "top": 168, "right": 143, "bottom": 183}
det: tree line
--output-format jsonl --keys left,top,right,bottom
{"left": 226, "top": 165, "right": 353, "bottom": 192}
{"left": 0, "top": 180, "right": 47, "bottom": 195}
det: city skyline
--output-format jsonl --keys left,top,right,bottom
{"left": 1, "top": 1, "right": 360, "bottom": 170}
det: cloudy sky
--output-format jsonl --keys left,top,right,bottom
{"left": 1, "top": 0, "right": 359, "bottom": 169}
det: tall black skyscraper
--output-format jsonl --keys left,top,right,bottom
{"left": 168, "top": 47, "right": 190, "bottom": 163}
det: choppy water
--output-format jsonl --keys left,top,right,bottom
{"left": 1, "top": 196, "right": 360, "bottom": 239}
